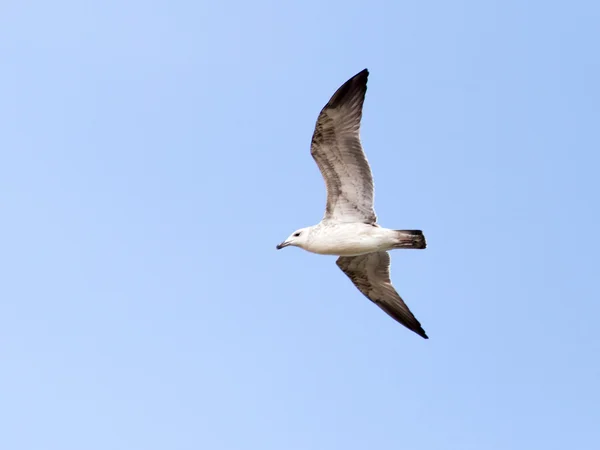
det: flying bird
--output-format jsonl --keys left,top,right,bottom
{"left": 276, "top": 69, "right": 429, "bottom": 339}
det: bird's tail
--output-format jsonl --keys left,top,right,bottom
{"left": 394, "top": 230, "right": 427, "bottom": 249}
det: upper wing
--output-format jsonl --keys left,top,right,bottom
{"left": 336, "top": 251, "right": 428, "bottom": 339}
{"left": 310, "top": 69, "right": 376, "bottom": 224}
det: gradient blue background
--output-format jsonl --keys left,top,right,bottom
{"left": 1, "top": 1, "right": 599, "bottom": 449}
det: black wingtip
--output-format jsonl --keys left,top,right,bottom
{"left": 413, "top": 322, "right": 429, "bottom": 339}
{"left": 327, "top": 68, "right": 369, "bottom": 109}
{"left": 354, "top": 68, "right": 369, "bottom": 79}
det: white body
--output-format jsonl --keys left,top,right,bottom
{"left": 301, "top": 223, "right": 398, "bottom": 256}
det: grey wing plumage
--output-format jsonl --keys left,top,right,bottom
{"left": 336, "top": 251, "right": 428, "bottom": 339}
{"left": 310, "top": 69, "right": 376, "bottom": 224}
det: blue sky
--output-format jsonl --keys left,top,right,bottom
{"left": 1, "top": 1, "right": 599, "bottom": 449}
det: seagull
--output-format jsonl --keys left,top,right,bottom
{"left": 276, "top": 69, "right": 429, "bottom": 339}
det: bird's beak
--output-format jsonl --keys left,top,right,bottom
{"left": 276, "top": 241, "right": 290, "bottom": 250}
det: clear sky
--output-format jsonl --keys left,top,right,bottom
{"left": 1, "top": 1, "right": 599, "bottom": 449}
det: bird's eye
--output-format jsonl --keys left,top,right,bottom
{"left": 293, "top": 232, "right": 301, "bottom": 237}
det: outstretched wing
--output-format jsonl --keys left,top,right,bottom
{"left": 310, "top": 69, "right": 376, "bottom": 224}
{"left": 336, "top": 251, "right": 428, "bottom": 339}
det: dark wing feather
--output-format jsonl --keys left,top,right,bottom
{"left": 310, "top": 69, "right": 376, "bottom": 223}
{"left": 336, "top": 251, "right": 428, "bottom": 339}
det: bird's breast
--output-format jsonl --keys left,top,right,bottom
{"left": 305, "top": 225, "right": 395, "bottom": 256}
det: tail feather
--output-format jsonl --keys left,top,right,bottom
{"left": 394, "top": 230, "right": 426, "bottom": 249}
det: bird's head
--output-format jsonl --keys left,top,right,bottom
{"left": 276, "top": 227, "right": 310, "bottom": 250}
